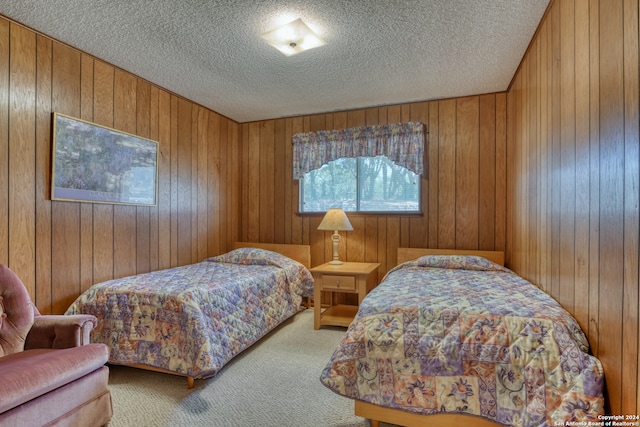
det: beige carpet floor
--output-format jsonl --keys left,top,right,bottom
{"left": 106, "top": 309, "right": 398, "bottom": 427}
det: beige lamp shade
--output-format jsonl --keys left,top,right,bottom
{"left": 318, "top": 208, "right": 352, "bottom": 264}
{"left": 317, "top": 208, "right": 353, "bottom": 232}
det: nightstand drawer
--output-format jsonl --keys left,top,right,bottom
{"left": 322, "top": 275, "right": 356, "bottom": 291}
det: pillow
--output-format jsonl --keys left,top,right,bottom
{"left": 206, "top": 247, "right": 282, "bottom": 266}
{"left": 207, "top": 247, "right": 314, "bottom": 299}
{"left": 412, "top": 255, "right": 511, "bottom": 273}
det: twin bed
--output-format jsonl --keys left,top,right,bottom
{"left": 66, "top": 242, "right": 313, "bottom": 388}
{"left": 67, "top": 243, "right": 605, "bottom": 426}
{"left": 320, "top": 248, "right": 605, "bottom": 427}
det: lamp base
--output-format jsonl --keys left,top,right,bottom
{"left": 330, "top": 231, "right": 344, "bottom": 265}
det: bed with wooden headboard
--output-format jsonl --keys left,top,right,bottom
{"left": 67, "top": 242, "right": 313, "bottom": 388}
{"left": 320, "top": 248, "right": 605, "bottom": 427}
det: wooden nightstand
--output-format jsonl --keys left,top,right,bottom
{"left": 310, "top": 262, "right": 380, "bottom": 330}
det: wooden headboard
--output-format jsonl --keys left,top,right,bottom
{"left": 232, "top": 242, "right": 311, "bottom": 269}
{"left": 397, "top": 248, "right": 505, "bottom": 266}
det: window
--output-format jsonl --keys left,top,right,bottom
{"left": 293, "top": 121, "right": 425, "bottom": 213}
{"left": 300, "top": 156, "right": 420, "bottom": 213}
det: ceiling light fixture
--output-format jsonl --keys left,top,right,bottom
{"left": 261, "top": 18, "right": 326, "bottom": 56}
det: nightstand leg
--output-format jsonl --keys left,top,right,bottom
{"left": 314, "top": 284, "right": 321, "bottom": 330}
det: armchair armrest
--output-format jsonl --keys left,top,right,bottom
{"left": 25, "top": 314, "right": 98, "bottom": 349}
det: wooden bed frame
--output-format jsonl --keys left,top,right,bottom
{"left": 120, "top": 242, "right": 311, "bottom": 389}
{"left": 356, "top": 248, "right": 505, "bottom": 427}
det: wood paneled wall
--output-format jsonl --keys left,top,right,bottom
{"left": 0, "top": 17, "right": 240, "bottom": 314}
{"left": 507, "top": 0, "right": 638, "bottom": 416}
{"left": 239, "top": 95, "right": 507, "bottom": 282}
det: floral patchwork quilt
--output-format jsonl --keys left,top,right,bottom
{"left": 66, "top": 248, "right": 314, "bottom": 379}
{"left": 320, "top": 255, "right": 604, "bottom": 427}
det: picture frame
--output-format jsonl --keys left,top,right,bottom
{"left": 51, "top": 113, "right": 158, "bottom": 206}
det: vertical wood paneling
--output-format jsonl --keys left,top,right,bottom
{"left": 509, "top": 73, "right": 522, "bottom": 274}
{"left": 559, "top": 0, "right": 576, "bottom": 314}
{"left": 239, "top": 123, "right": 248, "bottom": 242}
{"left": 274, "top": 119, "right": 286, "bottom": 243}
{"left": 283, "top": 119, "right": 293, "bottom": 244}
{"left": 550, "top": 2, "right": 562, "bottom": 301}
{"left": 527, "top": 39, "right": 538, "bottom": 286}
{"left": 507, "top": 0, "right": 638, "bottom": 416}
{"left": 236, "top": 102, "right": 504, "bottom": 319}
{"left": 587, "top": 0, "right": 601, "bottom": 359}
{"left": 260, "top": 120, "right": 275, "bottom": 242}
{"left": 243, "top": 94, "right": 507, "bottom": 278}
{"left": 148, "top": 86, "right": 160, "bottom": 272}
{"left": 190, "top": 107, "right": 199, "bottom": 264}
{"left": 92, "top": 60, "right": 115, "bottom": 285}
{"left": 9, "top": 22, "right": 36, "bottom": 296}
{"left": 80, "top": 54, "right": 94, "bottom": 294}
{"left": 0, "top": 19, "right": 8, "bottom": 267}
{"left": 247, "top": 122, "right": 260, "bottom": 242}
{"left": 176, "top": 98, "right": 192, "bottom": 266}
{"left": 427, "top": 101, "right": 439, "bottom": 249}
{"left": 599, "top": 0, "right": 625, "bottom": 413}
{"left": 291, "top": 117, "right": 304, "bottom": 244}
{"left": 409, "top": 102, "right": 429, "bottom": 250}
{"left": 240, "top": 98, "right": 507, "bottom": 306}
{"left": 35, "top": 34, "right": 52, "bottom": 311}
{"left": 51, "top": 41, "right": 81, "bottom": 314}
{"left": 207, "top": 111, "right": 221, "bottom": 257}
{"left": 439, "top": 99, "right": 456, "bottom": 248}
{"left": 113, "top": 70, "right": 137, "bottom": 279}
{"left": 156, "top": 89, "right": 171, "bottom": 269}
{"left": 494, "top": 93, "right": 507, "bottom": 253}
{"left": 399, "top": 105, "right": 412, "bottom": 249}
{"left": 0, "top": 19, "right": 240, "bottom": 317}
{"left": 196, "top": 106, "right": 208, "bottom": 262}
{"left": 622, "top": 0, "right": 639, "bottom": 414}
{"left": 218, "top": 117, "right": 230, "bottom": 249}
{"left": 574, "top": 0, "right": 590, "bottom": 333}
{"left": 538, "top": 17, "right": 551, "bottom": 295}
{"left": 136, "top": 79, "right": 151, "bottom": 274}
{"left": 455, "top": 97, "right": 480, "bottom": 250}
{"left": 169, "top": 95, "right": 179, "bottom": 267}
{"left": 479, "top": 94, "right": 496, "bottom": 250}
{"left": 228, "top": 121, "right": 240, "bottom": 247}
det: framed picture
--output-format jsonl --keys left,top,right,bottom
{"left": 51, "top": 113, "right": 158, "bottom": 206}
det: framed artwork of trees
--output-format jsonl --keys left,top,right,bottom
{"left": 51, "top": 113, "right": 157, "bottom": 206}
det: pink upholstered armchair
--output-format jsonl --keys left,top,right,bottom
{"left": 0, "top": 264, "right": 113, "bottom": 426}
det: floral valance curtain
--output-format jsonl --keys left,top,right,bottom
{"left": 292, "top": 121, "right": 425, "bottom": 179}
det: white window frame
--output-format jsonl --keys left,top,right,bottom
{"left": 299, "top": 155, "right": 421, "bottom": 214}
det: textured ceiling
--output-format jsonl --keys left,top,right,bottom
{"left": 0, "top": 0, "right": 549, "bottom": 123}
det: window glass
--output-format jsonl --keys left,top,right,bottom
{"left": 300, "top": 156, "right": 420, "bottom": 213}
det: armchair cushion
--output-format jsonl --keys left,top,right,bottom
{"left": 26, "top": 314, "right": 97, "bottom": 349}
{"left": 0, "top": 343, "right": 109, "bottom": 413}
{"left": 0, "top": 264, "right": 35, "bottom": 357}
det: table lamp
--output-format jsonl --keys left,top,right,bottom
{"left": 317, "top": 208, "right": 353, "bottom": 265}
